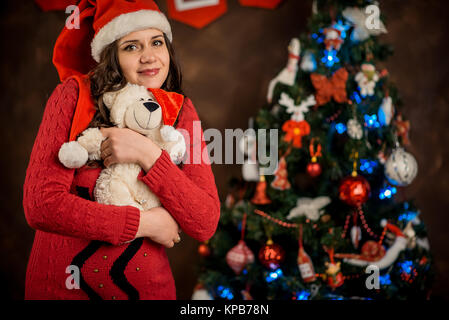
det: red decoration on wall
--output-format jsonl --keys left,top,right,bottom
{"left": 238, "top": 0, "right": 283, "bottom": 9}
{"left": 167, "top": 0, "right": 228, "bottom": 29}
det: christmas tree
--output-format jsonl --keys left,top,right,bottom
{"left": 193, "top": 0, "right": 434, "bottom": 300}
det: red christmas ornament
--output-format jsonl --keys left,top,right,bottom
{"left": 258, "top": 239, "right": 285, "bottom": 269}
{"left": 226, "top": 213, "right": 255, "bottom": 275}
{"left": 307, "top": 138, "right": 322, "bottom": 177}
{"left": 338, "top": 175, "right": 371, "bottom": 207}
{"left": 251, "top": 175, "right": 272, "bottom": 205}
{"left": 306, "top": 162, "right": 322, "bottom": 177}
{"left": 226, "top": 240, "right": 254, "bottom": 274}
{"left": 198, "top": 243, "right": 211, "bottom": 257}
{"left": 271, "top": 156, "right": 291, "bottom": 190}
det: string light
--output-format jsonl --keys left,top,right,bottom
{"left": 379, "top": 185, "right": 397, "bottom": 200}
{"left": 295, "top": 290, "right": 310, "bottom": 300}
{"left": 360, "top": 159, "right": 378, "bottom": 174}
{"left": 335, "top": 123, "right": 347, "bottom": 134}
{"left": 398, "top": 211, "right": 418, "bottom": 222}
{"left": 379, "top": 274, "right": 392, "bottom": 286}
{"left": 266, "top": 268, "right": 283, "bottom": 283}
{"left": 364, "top": 114, "right": 381, "bottom": 128}
{"left": 216, "top": 285, "right": 234, "bottom": 300}
{"left": 321, "top": 49, "right": 340, "bottom": 67}
{"left": 351, "top": 91, "right": 362, "bottom": 104}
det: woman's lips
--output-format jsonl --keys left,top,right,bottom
{"left": 138, "top": 68, "right": 160, "bottom": 76}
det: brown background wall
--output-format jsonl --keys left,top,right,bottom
{"left": 1, "top": 0, "right": 448, "bottom": 299}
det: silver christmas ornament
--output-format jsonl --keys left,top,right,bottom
{"left": 384, "top": 147, "right": 418, "bottom": 186}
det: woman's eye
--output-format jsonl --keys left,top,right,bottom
{"left": 124, "top": 44, "right": 138, "bottom": 51}
{"left": 153, "top": 40, "right": 163, "bottom": 47}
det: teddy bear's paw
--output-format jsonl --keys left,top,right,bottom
{"left": 160, "top": 125, "right": 180, "bottom": 142}
{"left": 58, "top": 141, "right": 88, "bottom": 169}
{"left": 169, "top": 143, "right": 186, "bottom": 164}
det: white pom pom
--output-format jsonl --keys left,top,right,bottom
{"left": 58, "top": 141, "right": 88, "bottom": 169}
{"left": 380, "top": 219, "right": 387, "bottom": 228}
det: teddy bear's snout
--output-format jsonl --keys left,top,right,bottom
{"left": 143, "top": 101, "right": 159, "bottom": 113}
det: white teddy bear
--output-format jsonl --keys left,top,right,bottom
{"left": 58, "top": 82, "right": 186, "bottom": 211}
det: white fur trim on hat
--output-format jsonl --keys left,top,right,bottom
{"left": 91, "top": 9, "right": 172, "bottom": 63}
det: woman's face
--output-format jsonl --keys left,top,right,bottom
{"left": 117, "top": 28, "right": 170, "bottom": 89}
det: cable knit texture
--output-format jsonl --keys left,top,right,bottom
{"left": 23, "top": 78, "right": 220, "bottom": 300}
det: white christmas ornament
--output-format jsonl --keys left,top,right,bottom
{"left": 300, "top": 51, "right": 316, "bottom": 72}
{"left": 384, "top": 147, "right": 418, "bottom": 186}
{"left": 342, "top": 6, "right": 387, "bottom": 42}
{"left": 267, "top": 38, "right": 301, "bottom": 103}
{"left": 346, "top": 118, "right": 363, "bottom": 140}
{"left": 279, "top": 93, "right": 315, "bottom": 121}
{"left": 378, "top": 96, "right": 395, "bottom": 126}
{"left": 239, "top": 131, "right": 260, "bottom": 182}
{"left": 287, "top": 196, "right": 331, "bottom": 221}
{"left": 355, "top": 63, "right": 379, "bottom": 97}
{"left": 191, "top": 288, "right": 213, "bottom": 300}
{"left": 351, "top": 226, "right": 362, "bottom": 249}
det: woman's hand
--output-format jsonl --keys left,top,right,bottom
{"left": 135, "top": 207, "right": 181, "bottom": 248}
{"left": 100, "top": 127, "right": 162, "bottom": 172}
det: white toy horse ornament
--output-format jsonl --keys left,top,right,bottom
{"left": 267, "top": 38, "right": 301, "bottom": 103}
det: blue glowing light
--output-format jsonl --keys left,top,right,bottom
{"left": 312, "top": 30, "right": 324, "bottom": 44}
{"left": 351, "top": 91, "right": 362, "bottom": 104}
{"left": 399, "top": 260, "right": 414, "bottom": 275}
{"left": 398, "top": 211, "right": 418, "bottom": 222}
{"left": 321, "top": 49, "right": 340, "bottom": 67}
{"left": 266, "top": 268, "right": 283, "bottom": 283}
{"left": 335, "top": 123, "right": 347, "bottom": 134}
{"left": 379, "top": 274, "right": 392, "bottom": 286}
{"left": 296, "top": 290, "right": 310, "bottom": 300}
{"left": 360, "top": 159, "right": 378, "bottom": 174}
{"left": 217, "top": 285, "right": 234, "bottom": 300}
{"left": 332, "top": 20, "right": 351, "bottom": 40}
{"left": 242, "top": 269, "right": 248, "bottom": 275}
{"left": 379, "top": 185, "right": 397, "bottom": 200}
{"left": 364, "top": 114, "right": 381, "bottom": 128}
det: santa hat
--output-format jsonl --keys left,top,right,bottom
{"left": 53, "top": 0, "right": 173, "bottom": 82}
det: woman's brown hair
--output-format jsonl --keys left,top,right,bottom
{"left": 86, "top": 32, "right": 184, "bottom": 129}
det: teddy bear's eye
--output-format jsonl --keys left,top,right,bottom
{"left": 139, "top": 98, "right": 144, "bottom": 101}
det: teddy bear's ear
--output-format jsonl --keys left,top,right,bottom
{"left": 102, "top": 91, "right": 117, "bottom": 109}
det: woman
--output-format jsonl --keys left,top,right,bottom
{"left": 23, "top": 0, "right": 220, "bottom": 300}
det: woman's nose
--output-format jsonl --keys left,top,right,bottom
{"left": 140, "top": 47, "right": 156, "bottom": 63}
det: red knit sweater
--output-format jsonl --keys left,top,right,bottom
{"left": 23, "top": 78, "right": 220, "bottom": 300}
